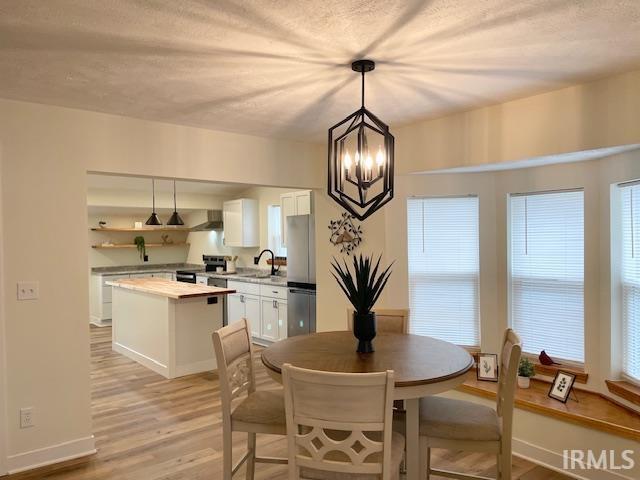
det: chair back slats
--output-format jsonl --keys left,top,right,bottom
{"left": 496, "top": 328, "right": 522, "bottom": 447}
{"left": 212, "top": 319, "right": 256, "bottom": 419}
{"left": 347, "top": 308, "right": 409, "bottom": 334}
{"left": 283, "top": 364, "right": 395, "bottom": 479}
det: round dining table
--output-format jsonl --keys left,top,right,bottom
{"left": 261, "top": 331, "right": 474, "bottom": 480}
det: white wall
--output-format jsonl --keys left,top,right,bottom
{"left": 0, "top": 138, "right": 8, "bottom": 475}
{"left": 0, "top": 98, "right": 322, "bottom": 472}
{"left": 2, "top": 67, "right": 640, "bottom": 474}
{"left": 385, "top": 149, "right": 640, "bottom": 393}
{"left": 393, "top": 69, "right": 640, "bottom": 174}
{"left": 88, "top": 214, "right": 190, "bottom": 267}
{"left": 185, "top": 186, "right": 299, "bottom": 270}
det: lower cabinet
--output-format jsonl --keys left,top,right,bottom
{"left": 260, "top": 298, "right": 288, "bottom": 342}
{"left": 227, "top": 292, "right": 261, "bottom": 338}
{"left": 227, "top": 280, "right": 287, "bottom": 344}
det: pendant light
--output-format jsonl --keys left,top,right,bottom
{"left": 145, "top": 178, "right": 162, "bottom": 226}
{"left": 167, "top": 180, "right": 184, "bottom": 226}
{"left": 327, "top": 59, "right": 395, "bottom": 221}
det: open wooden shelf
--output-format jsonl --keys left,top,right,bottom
{"left": 458, "top": 371, "right": 640, "bottom": 441}
{"left": 91, "top": 227, "right": 191, "bottom": 232}
{"left": 92, "top": 243, "right": 190, "bottom": 249}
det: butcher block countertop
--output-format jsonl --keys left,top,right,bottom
{"left": 106, "top": 278, "right": 236, "bottom": 299}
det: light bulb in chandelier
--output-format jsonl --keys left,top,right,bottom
{"left": 376, "top": 146, "right": 384, "bottom": 166}
{"left": 344, "top": 151, "right": 352, "bottom": 169}
{"left": 365, "top": 154, "right": 373, "bottom": 170}
{"left": 354, "top": 151, "right": 360, "bottom": 165}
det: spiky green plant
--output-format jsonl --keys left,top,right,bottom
{"left": 331, "top": 254, "right": 393, "bottom": 315}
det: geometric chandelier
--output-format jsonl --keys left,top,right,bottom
{"left": 328, "top": 59, "right": 395, "bottom": 221}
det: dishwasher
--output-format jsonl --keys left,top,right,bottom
{"left": 207, "top": 277, "right": 228, "bottom": 326}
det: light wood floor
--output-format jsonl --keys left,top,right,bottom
{"left": 6, "top": 326, "right": 571, "bottom": 480}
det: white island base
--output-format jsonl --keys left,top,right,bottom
{"left": 109, "top": 279, "right": 232, "bottom": 379}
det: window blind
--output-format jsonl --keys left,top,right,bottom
{"left": 509, "top": 190, "right": 584, "bottom": 362}
{"left": 268, "top": 205, "right": 286, "bottom": 257}
{"left": 407, "top": 196, "right": 480, "bottom": 346}
{"left": 619, "top": 184, "right": 640, "bottom": 382}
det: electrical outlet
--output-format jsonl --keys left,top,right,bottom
{"left": 17, "top": 281, "right": 39, "bottom": 300}
{"left": 20, "top": 407, "right": 34, "bottom": 428}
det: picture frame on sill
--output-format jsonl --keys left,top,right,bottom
{"left": 477, "top": 353, "right": 499, "bottom": 382}
{"left": 548, "top": 370, "right": 577, "bottom": 403}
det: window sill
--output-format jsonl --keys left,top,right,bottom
{"left": 458, "top": 372, "right": 640, "bottom": 442}
{"left": 605, "top": 380, "right": 640, "bottom": 407}
{"left": 531, "top": 362, "right": 588, "bottom": 384}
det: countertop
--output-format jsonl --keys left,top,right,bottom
{"left": 106, "top": 278, "right": 236, "bottom": 299}
{"left": 92, "top": 263, "right": 288, "bottom": 287}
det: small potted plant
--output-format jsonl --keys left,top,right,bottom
{"left": 331, "top": 254, "right": 393, "bottom": 353}
{"left": 134, "top": 236, "right": 146, "bottom": 261}
{"left": 518, "top": 358, "right": 535, "bottom": 388}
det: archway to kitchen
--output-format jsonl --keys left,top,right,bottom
{"left": 84, "top": 172, "right": 317, "bottom": 475}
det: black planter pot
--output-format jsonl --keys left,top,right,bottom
{"left": 353, "top": 311, "right": 377, "bottom": 353}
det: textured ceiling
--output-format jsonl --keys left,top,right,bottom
{"left": 1, "top": 1, "right": 640, "bottom": 141}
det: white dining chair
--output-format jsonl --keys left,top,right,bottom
{"left": 282, "top": 363, "right": 404, "bottom": 480}
{"left": 346, "top": 308, "right": 410, "bottom": 334}
{"left": 212, "top": 319, "right": 288, "bottom": 480}
{"left": 418, "top": 328, "right": 522, "bottom": 480}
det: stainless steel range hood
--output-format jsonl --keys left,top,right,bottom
{"left": 190, "top": 210, "right": 223, "bottom": 231}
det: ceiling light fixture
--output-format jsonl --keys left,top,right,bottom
{"left": 328, "top": 59, "right": 394, "bottom": 221}
{"left": 167, "top": 180, "right": 184, "bottom": 226}
{"left": 145, "top": 178, "right": 162, "bottom": 226}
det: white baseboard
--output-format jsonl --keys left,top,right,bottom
{"left": 513, "top": 438, "right": 636, "bottom": 480}
{"left": 113, "top": 341, "right": 168, "bottom": 376}
{"left": 7, "top": 435, "right": 96, "bottom": 474}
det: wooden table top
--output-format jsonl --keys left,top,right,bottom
{"left": 261, "top": 331, "right": 474, "bottom": 388}
{"left": 106, "top": 278, "right": 236, "bottom": 299}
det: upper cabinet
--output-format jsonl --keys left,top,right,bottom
{"left": 280, "top": 190, "right": 313, "bottom": 246}
{"left": 223, "top": 198, "right": 259, "bottom": 247}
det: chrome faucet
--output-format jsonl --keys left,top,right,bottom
{"left": 254, "top": 249, "right": 279, "bottom": 276}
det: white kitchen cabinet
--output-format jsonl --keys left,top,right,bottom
{"left": 260, "top": 298, "right": 279, "bottom": 342}
{"left": 260, "top": 297, "right": 288, "bottom": 342}
{"left": 196, "top": 275, "right": 208, "bottom": 285}
{"left": 227, "top": 293, "right": 244, "bottom": 325}
{"left": 280, "top": 190, "right": 313, "bottom": 246}
{"left": 244, "top": 294, "right": 261, "bottom": 338}
{"left": 223, "top": 198, "right": 259, "bottom": 247}
{"left": 90, "top": 273, "right": 130, "bottom": 326}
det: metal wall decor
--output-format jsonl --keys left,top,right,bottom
{"left": 328, "top": 59, "right": 394, "bottom": 221}
{"left": 329, "top": 212, "right": 363, "bottom": 255}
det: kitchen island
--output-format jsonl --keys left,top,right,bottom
{"left": 107, "top": 278, "right": 235, "bottom": 379}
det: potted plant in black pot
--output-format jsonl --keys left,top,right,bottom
{"left": 331, "top": 254, "right": 393, "bottom": 353}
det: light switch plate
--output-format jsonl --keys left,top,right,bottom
{"left": 17, "top": 281, "right": 39, "bottom": 300}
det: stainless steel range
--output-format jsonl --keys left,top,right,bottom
{"left": 176, "top": 255, "right": 229, "bottom": 325}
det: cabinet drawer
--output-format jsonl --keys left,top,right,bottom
{"left": 259, "top": 284, "right": 287, "bottom": 300}
{"left": 227, "top": 280, "right": 260, "bottom": 296}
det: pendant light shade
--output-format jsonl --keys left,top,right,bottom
{"left": 167, "top": 180, "right": 184, "bottom": 226}
{"left": 328, "top": 60, "right": 394, "bottom": 221}
{"left": 145, "top": 179, "right": 162, "bottom": 226}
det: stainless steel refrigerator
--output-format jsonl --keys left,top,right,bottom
{"left": 286, "top": 214, "right": 316, "bottom": 337}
